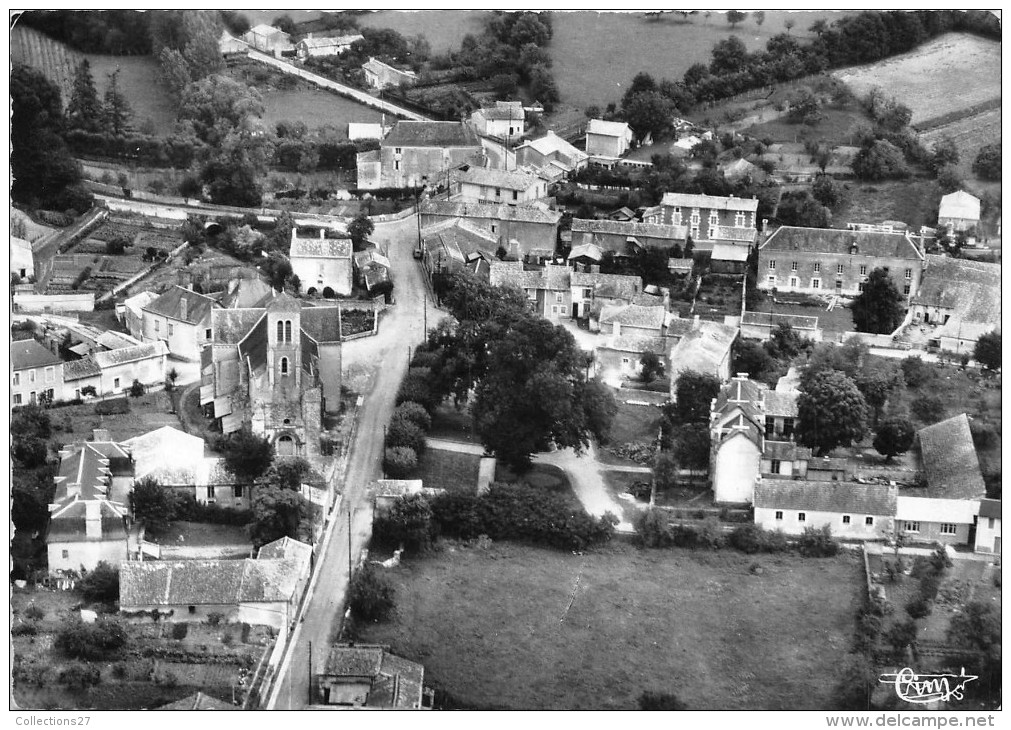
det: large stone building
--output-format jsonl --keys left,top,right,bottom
{"left": 202, "top": 293, "right": 342, "bottom": 457}
{"left": 289, "top": 227, "right": 354, "bottom": 298}
{"left": 757, "top": 226, "right": 924, "bottom": 298}
{"left": 452, "top": 166, "right": 548, "bottom": 206}
{"left": 646, "top": 193, "right": 759, "bottom": 249}
{"left": 133, "top": 285, "right": 218, "bottom": 362}
{"left": 909, "top": 255, "right": 1000, "bottom": 354}
{"left": 358, "top": 121, "right": 481, "bottom": 190}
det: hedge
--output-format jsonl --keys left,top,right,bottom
{"left": 95, "top": 397, "right": 130, "bottom": 415}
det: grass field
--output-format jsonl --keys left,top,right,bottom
{"left": 259, "top": 87, "right": 384, "bottom": 130}
{"left": 833, "top": 178, "right": 944, "bottom": 232}
{"left": 833, "top": 33, "right": 1001, "bottom": 128}
{"left": 414, "top": 448, "right": 482, "bottom": 495}
{"left": 356, "top": 542, "right": 862, "bottom": 710}
{"left": 920, "top": 108, "right": 1002, "bottom": 185}
{"left": 46, "top": 392, "right": 180, "bottom": 449}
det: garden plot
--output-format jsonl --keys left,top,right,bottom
{"left": 920, "top": 108, "right": 1002, "bottom": 182}
{"left": 833, "top": 33, "right": 1001, "bottom": 128}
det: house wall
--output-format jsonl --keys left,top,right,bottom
{"left": 237, "top": 600, "right": 290, "bottom": 630}
{"left": 659, "top": 204, "right": 756, "bottom": 244}
{"left": 939, "top": 215, "right": 977, "bottom": 233}
{"left": 458, "top": 180, "right": 546, "bottom": 206}
{"left": 13, "top": 293, "right": 95, "bottom": 313}
{"left": 586, "top": 132, "right": 627, "bottom": 158}
{"left": 711, "top": 259, "right": 748, "bottom": 275}
{"left": 712, "top": 437, "right": 761, "bottom": 504}
{"left": 759, "top": 460, "right": 804, "bottom": 478}
{"left": 975, "top": 517, "right": 1001, "bottom": 554}
{"left": 291, "top": 256, "right": 353, "bottom": 297}
{"left": 534, "top": 289, "right": 571, "bottom": 320}
{"left": 142, "top": 313, "right": 208, "bottom": 361}
{"left": 575, "top": 229, "right": 679, "bottom": 254}
{"left": 755, "top": 507, "right": 892, "bottom": 539}
{"left": 381, "top": 145, "right": 479, "bottom": 188}
{"left": 938, "top": 334, "right": 978, "bottom": 355}
{"left": 909, "top": 303, "right": 953, "bottom": 325}
{"left": 421, "top": 212, "right": 558, "bottom": 258}
{"left": 756, "top": 250, "right": 922, "bottom": 299}
{"left": 95, "top": 355, "right": 167, "bottom": 396}
{"left": 595, "top": 348, "right": 641, "bottom": 383}
{"left": 741, "top": 321, "right": 822, "bottom": 343}
{"left": 12, "top": 363, "right": 66, "bottom": 406}
{"left": 123, "top": 602, "right": 240, "bottom": 623}
{"left": 481, "top": 117, "right": 525, "bottom": 142}
{"left": 901, "top": 520, "right": 972, "bottom": 546}
{"left": 48, "top": 538, "right": 129, "bottom": 572}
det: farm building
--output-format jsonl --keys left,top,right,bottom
{"left": 11, "top": 338, "right": 65, "bottom": 406}
{"left": 296, "top": 33, "right": 363, "bottom": 59}
{"left": 317, "top": 644, "right": 427, "bottom": 708}
{"left": 360, "top": 120, "right": 481, "bottom": 190}
{"left": 62, "top": 341, "right": 168, "bottom": 399}
{"left": 470, "top": 101, "right": 525, "bottom": 144}
{"left": 243, "top": 24, "right": 293, "bottom": 56}
{"left": 740, "top": 311, "right": 822, "bottom": 343}
{"left": 289, "top": 228, "right": 353, "bottom": 298}
{"left": 909, "top": 255, "right": 1000, "bottom": 353}
{"left": 648, "top": 193, "right": 759, "bottom": 250}
{"left": 514, "top": 130, "right": 588, "bottom": 180}
{"left": 419, "top": 199, "right": 561, "bottom": 261}
{"left": 362, "top": 57, "right": 417, "bottom": 90}
{"left": 710, "top": 242, "right": 750, "bottom": 275}
{"left": 938, "top": 190, "right": 981, "bottom": 234}
{"left": 452, "top": 166, "right": 548, "bottom": 206}
{"left": 570, "top": 218, "right": 686, "bottom": 257}
{"left": 595, "top": 334, "right": 669, "bottom": 387}
{"left": 585, "top": 119, "right": 633, "bottom": 160}
{"left": 754, "top": 481, "right": 896, "bottom": 539}
{"left": 756, "top": 227, "right": 924, "bottom": 298}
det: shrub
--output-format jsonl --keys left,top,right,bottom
{"left": 636, "top": 509, "right": 674, "bottom": 548}
{"left": 171, "top": 623, "right": 188, "bottom": 640}
{"left": 348, "top": 563, "right": 395, "bottom": 622}
{"left": 55, "top": 620, "right": 128, "bottom": 661}
{"left": 396, "top": 372, "right": 438, "bottom": 413}
{"left": 797, "top": 525, "right": 839, "bottom": 557}
{"left": 221, "top": 632, "right": 234, "bottom": 646}
{"left": 970, "top": 419, "right": 999, "bottom": 450}
{"left": 386, "top": 417, "right": 426, "bottom": 456}
{"left": 111, "top": 663, "right": 128, "bottom": 680}
{"left": 393, "top": 401, "right": 432, "bottom": 432}
{"left": 12, "top": 622, "right": 38, "bottom": 636}
{"left": 886, "top": 618, "right": 918, "bottom": 655}
{"left": 95, "top": 397, "right": 130, "bottom": 415}
{"left": 911, "top": 394, "right": 945, "bottom": 424}
{"left": 900, "top": 356, "right": 931, "bottom": 388}
{"left": 207, "top": 612, "right": 225, "bottom": 627}
{"left": 639, "top": 691, "right": 687, "bottom": 710}
{"left": 697, "top": 517, "right": 725, "bottom": 549}
{"left": 129, "top": 379, "right": 146, "bottom": 398}
{"left": 373, "top": 494, "right": 435, "bottom": 554}
{"left": 24, "top": 604, "right": 44, "bottom": 621}
{"left": 240, "top": 623, "right": 251, "bottom": 643}
{"left": 77, "top": 562, "right": 120, "bottom": 603}
{"left": 905, "top": 598, "right": 931, "bottom": 619}
{"left": 729, "top": 524, "right": 763, "bottom": 553}
{"left": 59, "top": 662, "right": 101, "bottom": 690}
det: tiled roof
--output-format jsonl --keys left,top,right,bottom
{"left": 669, "top": 321, "right": 738, "bottom": 375}
{"left": 518, "top": 131, "right": 587, "bottom": 162}
{"left": 715, "top": 375, "right": 766, "bottom": 414}
{"left": 586, "top": 119, "right": 631, "bottom": 138}
{"left": 383, "top": 120, "right": 477, "bottom": 148}
{"left": 420, "top": 199, "right": 561, "bottom": 225}
{"left": 11, "top": 339, "right": 61, "bottom": 370}
{"left": 362, "top": 57, "right": 417, "bottom": 80}
{"left": 456, "top": 166, "right": 541, "bottom": 191}
{"left": 211, "top": 308, "right": 266, "bottom": 345}
{"left": 912, "top": 255, "right": 1000, "bottom": 325}
{"left": 979, "top": 498, "right": 1001, "bottom": 520}
{"left": 599, "top": 303, "right": 666, "bottom": 330}
{"left": 143, "top": 286, "right": 217, "bottom": 325}
{"left": 120, "top": 557, "right": 306, "bottom": 607}
{"left": 300, "top": 305, "right": 343, "bottom": 343}
{"left": 713, "top": 225, "right": 758, "bottom": 243}
{"left": 759, "top": 226, "right": 923, "bottom": 261}
{"left": 93, "top": 341, "right": 167, "bottom": 369}
{"left": 568, "top": 243, "right": 603, "bottom": 262}
{"left": 711, "top": 242, "right": 749, "bottom": 262}
{"left": 325, "top": 644, "right": 385, "bottom": 676}
{"left": 741, "top": 311, "right": 820, "bottom": 330}
{"left": 63, "top": 356, "right": 102, "bottom": 381}
{"left": 48, "top": 499, "right": 128, "bottom": 540}
{"left": 257, "top": 536, "right": 313, "bottom": 564}
{"left": 123, "top": 290, "right": 158, "bottom": 315}
{"left": 917, "top": 413, "right": 986, "bottom": 500}
{"left": 754, "top": 480, "right": 896, "bottom": 515}
{"left": 490, "top": 262, "right": 570, "bottom": 292}
{"left": 661, "top": 193, "right": 759, "bottom": 213}
{"left": 763, "top": 440, "right": 812, "bottom": 461}
{"left": 158, "top": 692, "right": 236, "bottom": 711}
{"left": 480, "top": 101, "right": 525, "bottom": 121}
{"left": 571, "top": 270, "right": 642, "bottom": 301}
{"left": 96, "top": 331, "right": 142, "bottom": 350}
{"left": 938, "top": 190, "right": 980, "bottom": 221}
{"left": 602, "top": 334, "right": 667, "bottom": 355}
{"left": 571, "top": 218, "right": 685, "bottom": 240}
{"left": 423, "top": 218, "right": 499, "bottom": 264}
{"left": 291, "top": 236, "right": 352, "bottom": 259}
{"left": 763, "top": 389, "right": 799, "bottom": 418}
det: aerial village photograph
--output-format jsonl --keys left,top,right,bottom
{"left": 7, "top": 7, "right": 1002, "bottom": 720}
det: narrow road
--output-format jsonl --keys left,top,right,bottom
{"left": 267, "top": 213, "right": 445, "bottom": 709}
{"left": 533, "top": 443, "right": 635, "bottom": 533}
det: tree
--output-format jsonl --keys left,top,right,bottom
{"left": 266, "top": 457, "right": 312, "bottom": 490}
{"left": 251, "top": 484, "right": 305, "bottom": 548}
{"left": 103, "top": 70, "right": 133, "bottom": 137}
{"left": 754, "top": 11, "right": 766, "bottom": 27}
{"left": 851, "top": 268, "right": 905, "bottom": 334}
{"left": 733, "top": 339, "right": 773, "bottom": 378}
{"left": 177, "top": 74, "right": 265, "bottom": 147}
{"left": 784, "top": 19, "right": 795, "bottom": 33}
{"left": 622, "top": 91, "right": 675, "bottom": 141}
{"left": 674, "top": 371, "right": 720, "bottom": 423}
{"left": 384, "top": 447, "right": 418, "bottom": 478}
{"left": 394, "top": 401, "right": 432, "bottom": 432}
{"left": 181, "top": 10, "right": 225, "bottom": 80}
{"left": 77, "top": 562, "right": 120, "bottom": 603}
{"left": 528, "top": 64, "right": 560, "bottom": 111}
{"left": 974, "top": 330, "right": 1001, "bottom": 371}
{"left": 220, "top": 428, "right": 274, "bottom": 482}
{"left": 947, "top": 600, "right": 1001, "bottom": 653}
{"left": 787, "top": 89, "right": 822, "bottom": 125}
{"left": 261, "top": 251, "right": 297, "bottom": 292}
{"left": 797, "top": 370, "right": 868, "bottom": 455}
{"left": 158, "top": 47, "right": 192, "bottom": 100}
{"left": 639, "top": 350, "right": 662, "bottom": 383}
{"left": 972, "top": 142, "right": 1001, "bottom": 181}
{"left": 672, "top": 424, "right": 710, "bottom": 473}
{"left": 726, "top": 10, "right": 747, "bottom": 29}
{"left": 387, "top": 417, "right": 427, "bottom": 456}
{"left": 129, "top": 477, "right": 177, "bottom": 536}
{"left": 886, "top": 618, "right": 918, "bottom": 656}
{"left": 709, "top": 36, "right": 749, "bottom": 76}
{"left": 852, "top": 139, "right": 909, "bottom": 180}
{"left": 639, "top": 692, "right": 687, "bottom": 710}
{"left": 348, "top": 213, "right": 375, "bottom": 251}
{"left": 855, "top": 369, "right": 897, "bottom": 424}
{"left": 873, "top": 419, "right": 915, "bottom": 461}
{"left": 271, "top": 14, "right": 297, "bottom": 36}
{"left": 348, "top": 563, "right": 395, "bottom": 622}
{"left": 66, "top": 60, "right": 103, "bottom": 132}
{"left": 812, "top": 174, "right": 841, "bottom": 209}
{"left": 373, "top": 494, "right": 435, "bottom": 554}
{"left": 56, "top": 621, "right": 128, "bottom": 661}
{"left": 928, "top": 135, "right": 959, "bottom": 175}
{"left": 652, "top": 451, "right": 679, "bottom": 491}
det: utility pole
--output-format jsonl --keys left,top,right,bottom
{"left": 424, "top": 292, "right": 427, "bottom": 335}
{"left": 307, "top": 641, "right": 313, "bottom": 705}
{"left": 347, "top": 509, "right": 353, "bottom": 585}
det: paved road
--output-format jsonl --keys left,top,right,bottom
{"left": 268, "top": 213, "right": 445, "bottom": 709}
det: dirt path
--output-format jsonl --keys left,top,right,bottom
{"left": 533, "top": 443, "right": 635, "bottom": 533}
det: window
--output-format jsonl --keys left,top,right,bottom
{"left": 770, "top": 459, "right": 781, "bottom": 474}
{"left": 206, "top": 328, "right": 212, "bottom": 340}
{"left": 13, "top": 372, "right": 19, "bottom": 386}
{"left": 789, "top": 277, "right": 798, "bottom": 288}
{"left": 767, "top": 276, "right": 776, "bottom": 285}
{"left": 904, "top": 521, "right": 920, "bottom": 533}
{"left": 62, "top": 550, "right": 69, "bottom": 559}
{"left": 113, "top": 378, "right": 120, "bottom": 389}
{"left": 782, "top": 418, "right": 794, "bottom": 438}
{"left": 491, "top": 223, "right": 497, "bottom": 234}
{"left": 812, "top": 279, "right": 821, "bottom": 289}
{"left": 865, "top": 516, "right": 874, "bottom": 526}
{"left": 285, "top": 320, "right": 292, "bottom": 342}
{"left": 188, "top": 606, "right": 196, "bottom": 614}
{"left": 791, "top": 261, "right": 798, "bottom": 271}
{"left": 709, "top": 211, "right": 718, "bottom": 225}
{"left": 206, "top": 486, "right": 214, "bottom": 500}
{"left": 735, "top": 212, "right": 745, "bottom": 227}
{"left": 690, "top": 211, "right": 700, "bottom": 224}
{"left": 154, "top": 320, "right": 160, "bottom": 333}
{"left": 837, "top": 263, "right": 844, "bottom": 274}
{"left": 495, "top": 187, "right": 501, "bottom": 197}
{"left": 394, "top": 148, "right": 402, "bottom": 154}
{"left": 45, "top": 367, "right": 54, "bottom": 383}
{"left": 233, "top": 486, "right": 244, "bottom": 498}
{"left": 708, "top": 227, "right": 716, "bottom": 240}
{"left": 168, "top": 323, "right": 174, "bottom": 336}
{"left": 904, "top": 268, "right": 912, "bottom": 279}
{"left": 814, "top": 262, "right": 821, "bottom": 273}
{"left": 280, "top": 357, "right": 289, "bottom": 375}
{"left": 859, "top": 265, "right": 867, "bottom": 276}
{"left": 842, "top": 515, "right": 851, "bottom": 524}
{"left": 555, "top": 293, "right": 563, "bottom": 303}
{"left": 621, "top": 357, "right": 630, "bottom": 365}
{"left": 775, "top": 511, "right": 783, "bottom": 521}
{"left": 858, "top": 282, "right": 865, "bottom": 292}
{"left": 835, "top": 280, "right": 843, "bottom": 292}
{"left": 277, "top": 320, "right": 284, "bottom": 341}
{"left": 45, "top": 389, "right": 54, "bottom": 401}
{"left": 512, "top": 190, "right": 518, "bottom": 201}
{"left": 903, "top": 284, "right": 911, "bottom": 295}
{"left": 988, "top": 518, "right": 995, "bottom": 529}
{"left": 940, "top": 523, "right": 957, "bottom": 535}
{"left": 798, "top": 512, "right": 807, "bottom": 522}
{"left": 394, "top": 160, "right": 400, "bottom": 171}
{"left": 29, "top": 370, "right": 36, "bottom": 384}
{"left": 768, "top": 260, "right": 776, "bottom": 270}
{"left": 13, "top": 394, "right": 22, "bottom": 405}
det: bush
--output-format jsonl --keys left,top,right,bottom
{"left": 386, "top": 417, "right": 427, "bottom": 456}
{"left": 970, "top": 419, "right": 999, "bottom": 450}
{"left": 697, "top": 517, "right": 726, "bottom": 549}
{"left": 383, "top": 446, "right": 418, "bottom": 479}
{"left": 348, "top": 563, "right": 395, "bottom": 622}
{"left": 905, "top": 598, "right": 931, "bottom": 619}
{"left": 393, "top": 401, "right": 432, "bottom": 432}
{"left": 797, "top": 525, "right": 839, "bottom": 557}
{"left": 129, "top": 380, "right": 146, "bottom": 398}
{"left": 55, "top": 620, "right": 128, "bottom": 661}
{"left": 95, "top": 397, "right": 130, "bottom": 415}
{"left": 636, "top": 509, "right": 674, "bottom": 548}
{"left": 59, "top": 662, "right": 101, "bottom": 690}
{"left": 911, "top": 394, "right": 945, "bottom": 424}
{"left": 24, "top": 604, "right": 44, "bottom": 621}
{"left": 171, "top": 623, "right": 188, "bottom": 640}
{"left": 77, "top": 562, "right": 120, "bottom": 603}
{"left": 373, "top": 494, "right": 435, "bottom": 554}
{"left": 639, "top": 691, "right": 687, "bottom": 710}
{"left": 396, "top": 372, "right": 439, "bottom": 413}
{"left": 12, "top": 622, "right": 38, "bottom": 636}
{"left": 207, "top": 612, "right": 225, "bottom": 627}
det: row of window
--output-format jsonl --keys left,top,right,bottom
{"left": 12, "top": 388, "right": 55, "bottom": 406}
{"left": 904, "top": 521, "right": 958, "bottom": 535}
{"left": 276, "top": 320, "right": 294, "bottom": 343}
{"left": 766, "top": 276, "right": 911, "bottom": 295}
{"left": 154, "top": 320, "right": 174, "bottom": 336}
{"left": 774, "top": 511, "right": 875, "bottom": 526}
{"left": 672, "top": 208, "right": 751, "bottom": 229}
{"left": 12, "top": 367, "right": 56, "bottom": 387}
{"left": 769, "top": 261, "right": 913, "bottom": 279}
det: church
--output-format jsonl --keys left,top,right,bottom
{"left": 201, "top": 291, "right": 343, "bottom": 458}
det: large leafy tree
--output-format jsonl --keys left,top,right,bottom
{"left": 974, "top": 330, "right": 1001, "bottom": 371}
{"left": 348, "top": 213, "right": 375, "bottom": 251}
{"left": 673, "top": 370, "right": 721, "bottom": 424}
{"left": 797, "top": 370, "right": 868, "bottom": 455}
{"left": 873, "top": 419, "right": 915, "bottom": 461}
{"left": 177, "top": 74, "right": 265, "bottom": 146}
{"left": 251, "top": 484, "right": 305, "bottom": 548}
{"left": 66, "top": 60, "right": 103, "bottom": 133}
{"left": 622, "top": 91, "right": 675, "bottom": 140}
{"left": 851, "top": 267, "right": 905, "bottom": 334}
{"left": 129, "top": 477, "right": 177, "bottom": 536}
{"left": 220, "top": 428, "right": 275, "bottom": 482}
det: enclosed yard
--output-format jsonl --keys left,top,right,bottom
{"left": 355, "top": 542, "right": 862, "bottom": 710}
{"left": 833, "top": 33, "right": 1001, "bottom": 128}
{"left": 414, "top": 448, "right": 482, "bottom": 495}
{"left": 44, "top": 392, "right": 180, "bottom": 449}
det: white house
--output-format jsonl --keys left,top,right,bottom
{"left": 296, "top": 33, "right": 363, "bottom": 59}
{"left": 975, "top": 499, "right": 1001, "bottom": 555}
{"left": 289, "top": 227, "right": 354, "bottom": 297}
{"left": 470, "top": 101, "right": 525, "bottom": 144}
{"left": 62, "top": 341, "right": 168, "bottom": 398}
{"left": 348, "top": 122, "right": 385, "bottom": 141}
{"left": 243, "top": 23, "right": 293, "bottom": 57}
{"left": 515, "top": 130, "right": 588, "bottom": 181}
{"left": 452, "top": 166, "right": 548, "bottom": 206}
{"left": 938, "top": 190, "right": 981, "bottom": 234}
{"left": 585, "top": 119, "right": 633, "bottom": 159}
{"left": 11, "top": 236, "right": 34, "bottom": 280}
{"left": 362, "top": 57, "right": 417, "bottom": 90}
{"left": 754, "top": 481, "right": 896, "bottom": 539}
{"left": 139, "top": 286, "right": 218, "bottom": 361}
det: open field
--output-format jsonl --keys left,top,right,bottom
{"left": 414, "top": 448, "right": 482, "bottom": 495}
{"left": 833, "top": 33, "right": 1001, "bottom": 128}
{"left": 356, "top": 542, "right": 861, "bottom": 710}
{"left": 833, "top": 178, "right": 944, "bottom": 231}
{"left": 920, "top": 108, "right": 1002, "bottom": 187}
{"left": 259, "top": 88, "right": 384, "bottom": 130}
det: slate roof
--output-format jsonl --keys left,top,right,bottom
{"left": 323, "top": 644, "right": 425, "bottom": 709}
{"left": 480, "top": 101, "right": 525, "bottom": 121}
{"left": 11, "top": 339, "right": 61, "bottom": 370}
{"left": 763, "top": 389, "right": 799, "bottom": 418}
{"left": 143, "top": 286, "right": 217, "bottom": 325}
{"left": 383, "top": 120, "right": 478, "bottom": 148}
{"left": 571, "top": 270, "right": 643, "bottom": 301}
{"left": 456, "top": 166, "right": 541, "bottom": 191}
{"left": 599, "top": 303, "right": 666, "bottom": 331}
{"left": 63, "top": 357, "right": 102, "bottom": 381}
{"left": 571, "top": 218, "right": 686, "bottom": 240}
{"left": 586, "top": 119, "right": 631, "bottom": 138}
{"left": 916, "top": 413, "right": 986, "bottom": 500}
{"left": 715, "top": 375, "right": 766, "bottom": 414}
{"left": 711, "top": 242, "right": 750, "bottom": 262}
{"left": 158, "top": 692, "right": 236, "bottom": 711}
{"left": 912, "top": 255, "right": 1001, "bottom": 326}
{"left": 97, "top": 331, "right": 142, "bottom": 350}
{"left": 423, "top": 219, "right": 500, "bottom": 264}
{"left": 938, "top": 190, "right": 980, "bottom": 222}
{"left": 300, "top": 306, "right": 344, "bottom": 343}
{"left": 53, "top": 444, "right": 112, "bottom": 504}
{"left": 601, "top": 334, "right": 667, "bottom": 355}
{"left": 353, "top": 249, "right": 391, "bottom": 270}
{"left": 420, "top": 199, "right": 561, "bottom": 225}
{"left": 219, "top": 278, "right": 275, "bottom": 309}
{"left": 763, "top": 440, "right": 812, "bottom": 461}
{"left": 48, "top": 499, "right": 128, "bottom": 541}
{"left": 979, "top": 498, "right": 1001, "bottom": 520}
{"left": 93, "top": 342, "right": 167, "bottom": 369}
{"left": 754, "top": 480, "right": 897, "bottom": 515}
{"left": 490, "top": 262, "right": 570, "bottom": 292}
{"left": 661, "top": 192, "right": 759, "bottom": 213}
{"left": 741, "top": 311, "right": 820, "bottom": 331}
{"left": 290, "top": 236, "right": 352, "bottom": 259}
{"left": 759, "top": 226, "right": 923, "bottom": 260}
{"left": 669, "top": 321, "right": 738, "bottom": 375}
{"left": 362, "top": 57, "right": 417, "bottom": 81}
{"left": 517, "top": 131, "right": 588, "bottom": 163}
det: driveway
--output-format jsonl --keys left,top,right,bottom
{"left": 533, "top": 442, "right": 636, "bottom": 533}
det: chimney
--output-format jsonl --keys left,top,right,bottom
{"left": 693, "top": 314, "right": 700, "bottom": 327}
{"left": 179, "top": 294, "right": 188, "bottom": 322}
{"left": 762, "top": 218, "right": 768, "bottom": 233}
{"left": 85, "top": 501, "right": 102, "bottom": 539}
